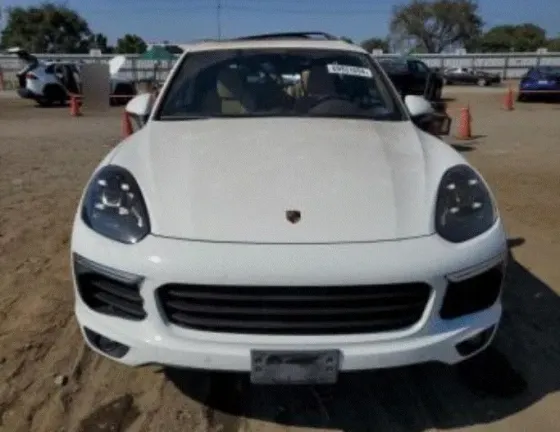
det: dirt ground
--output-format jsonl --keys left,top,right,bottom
{"left": 0, "top": 89, "right": 559, "bottom": 432}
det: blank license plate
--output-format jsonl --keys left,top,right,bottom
{"left": 250, "top": 350, "right": 340, "bottom": 385}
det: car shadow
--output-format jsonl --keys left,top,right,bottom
{"left": 162, "top": 238, "right": 560, "bottom": 431}
{"left": 32, "top": 103, "right": 68, "bottom": 109}
{"left": 451, "top": 143, "right": 475, "bottom": 152}
{"left": 519, "top": 95, "right": 560, "bottom": 104}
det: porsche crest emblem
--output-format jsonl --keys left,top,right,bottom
{"left": 285, "top": 210, "right": 301, "bottom": 224}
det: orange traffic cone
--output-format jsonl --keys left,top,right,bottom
{"left": 503, "top": 86, "right": 514, "bottom": 111}
{"left": 456, "top": 105, "right": 472, "bottom": 140}
{"left": 122, "top": 110, "right": 133, "bottom": 138}
{"left": 70, "top": 95, "right": 81, "bottom": 116}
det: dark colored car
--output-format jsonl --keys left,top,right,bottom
{"left": 377, "top": 57, "right": 443, "bottom": 101}
{"left": 518, "top": 66, "right": 560, "bottom": 102}
{"left": 442, "top": 67, "right": 501, "bottom": 86}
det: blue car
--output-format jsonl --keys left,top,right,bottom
{"left": 518, "top": 66, "right": 560, "bottom": 102}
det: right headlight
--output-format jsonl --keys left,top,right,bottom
{"left": 435, "top": 164, "right": 497, "bottom": 243}
{"left": 81, "top": 165, "right": 150, "bottom": 244}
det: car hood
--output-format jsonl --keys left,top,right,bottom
{"left": 110, "top": 118, "right": 460, "bottom": 244}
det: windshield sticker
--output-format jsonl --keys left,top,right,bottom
{"left": 326, "top": 64, "right": 373, "bottom": 78}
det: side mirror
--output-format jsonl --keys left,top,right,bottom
{"left": 404, "top": 95, "right": 435, "bottom": 117}
{"left": 125, "top": 93, "right": 153, "bottom": 127}
{"left": 405, "top": 95, "right": 451, "bottom": 136}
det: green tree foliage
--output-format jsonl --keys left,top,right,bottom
{"left": 360, "top": 37, "right": 390, "bottom": 53}
{"left": 475, "top": 24, "right": 547, "bottom": 52}
{"left": 88, "top": 33, "right": 113, "bottom": 53}
{"left": 547, "top": 37, "right": 560, "bottom": 52}
{"left": 0, "top": 2, "right": 91, "bottom": 53}
{"left": 390, "top": 0, "right": 483, "bottom": 53}
{"left": 116, "top": 34, "right": 147, "bottom": 54}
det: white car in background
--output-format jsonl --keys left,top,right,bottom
{"left": 70, "top": 32, "right": 508, "bottom": 385}
{"left": 8, "top": 47, "right": 136, "bottom": 106}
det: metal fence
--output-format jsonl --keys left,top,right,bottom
{"left": 1, "top": 52, "right": 560, "bottom": 89}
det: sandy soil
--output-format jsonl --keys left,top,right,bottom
{"left": 0, "top": 91, "right": 559, "bottom": 432}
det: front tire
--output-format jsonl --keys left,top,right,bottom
{"left": 41, "top": 85, "right": 67, "bottom": 107}
{"left": 477, "top": 78, "right": 488, "bottom": 87}
{"left": 36, "top": 98, "right": 53, "bottom": 107}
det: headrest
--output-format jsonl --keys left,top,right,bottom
{"left": 216, "top": 68, "right": 244, "bottom": 99}
{"left": 306, "top": 65, "right": 336, "bottom": 95}
{"left": 300, "top": 69, "right": 311, "bottom": 90}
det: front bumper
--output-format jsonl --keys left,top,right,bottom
{"left": 71, "top": 219, "right": 508, "bottom": 372}
{"left": 519, "top": 85, "right": 560, "bottom": 96}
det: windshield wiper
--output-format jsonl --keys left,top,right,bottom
{"left": 305, "top": 113, "right": 391, "bottom": 120}
{"left": 157, "top": 114, "right": 211, "bottom": 121}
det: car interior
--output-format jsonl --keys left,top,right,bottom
{"left": 157, "top": 52, "right": 398, "bottom": 120}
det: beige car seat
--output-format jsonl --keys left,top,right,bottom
{"left": 286, "top": 69, "right": 311, "bottom": 98}
{"left": 215, "top": 68, "right": 256, "bottom": 114}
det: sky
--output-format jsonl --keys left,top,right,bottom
{"left": 2, "top": 0, "right": 560, "bottom": 44}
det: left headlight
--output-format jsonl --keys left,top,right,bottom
{"left": 435, "top": 164, "right": 497, "bottom": 243}
{"left": 81, "top": 165, "right": 150, "bottom": 244}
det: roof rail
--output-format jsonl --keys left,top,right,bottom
{"left": 232, "top": 32, "right": 340, "bottom": 41}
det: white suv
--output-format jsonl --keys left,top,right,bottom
{"left": 8, "top": 47, "right": 136, "bottom": 106}
{"left": 71, "top": 32, "right": 507, "bottom": 385}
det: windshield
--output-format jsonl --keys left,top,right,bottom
{"left": 154, "top": 48, "right": 407, "bottom": 121}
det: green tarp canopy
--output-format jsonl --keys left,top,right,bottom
{"left": 138, "top": 45, "right": 176, "bottom": 61}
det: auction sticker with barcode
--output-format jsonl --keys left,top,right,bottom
{"left": 326, "top": 64, "right": 373, "bottom": 78}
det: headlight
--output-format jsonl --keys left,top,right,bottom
{"left": 435, "top": 164, "right": 497, "bottom": 243}
{"left": 81, "top": 165, "right": 150, "bottom": 244}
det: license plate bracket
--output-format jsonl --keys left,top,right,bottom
{"left": 250, "top": 350, "right": 340, "bottom": 385}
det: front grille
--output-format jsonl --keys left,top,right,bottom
{"left": 157, "top": 283, "right": 431, "bottom": 335}
{"left": 440, "top": 265, "right": 504, "bottom": 319}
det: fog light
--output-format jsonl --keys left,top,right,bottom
{"left": 83, "top": 327, "right": 130, "bottom": 359}
{"left": 455, "top": 326, "right": 495, "bottom": 357}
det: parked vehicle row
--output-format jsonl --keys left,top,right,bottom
{"left": 375, "top": 58, "right": 503, "bottom": 102}
{"left": 377, "top": 57, "right": 443, "bottom": 101}
{"left": 518, "top": 66, "right": 560, "bottom": 102}
{"left": 6, "top": 47, "right": 137, "bottom": 106}
{"left": 442, "top": 67, "right": 501, "bottom": 87}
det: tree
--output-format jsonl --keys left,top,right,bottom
{"left": 90, "top": 33, "right": 112, "bottom": 53}
{"left": 360, "top": 37, "right": 390, "bottom": 53}
{"left": 75, "top": 33, "right": 113, "bottom": 54}
{"left": 547, "top": 37, "right": 560, "bottom": 52}
{"left": 116, "top": 34, "right": 147, "bottom": 54}
{"left": 389, "top": 0, "right": 483, "bottom": 53}
{"left": 0, "top": 3, "right": 91, "bottom": 53}
{"left": 476, "top": 24, "right": 547, "bottom": 52}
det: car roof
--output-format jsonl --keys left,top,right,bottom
{"left": 44, "top": 61, "right": 76, "bottom": 66}
{"left": 179, "top": 32, "right": 368, "bottom": 55}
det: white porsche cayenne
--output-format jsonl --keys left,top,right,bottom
{"left": 71, "top": 32, "right": 508, "bottom": 385}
